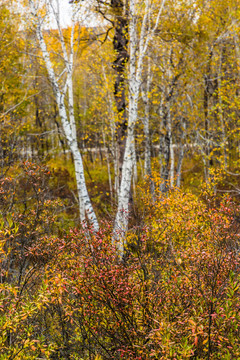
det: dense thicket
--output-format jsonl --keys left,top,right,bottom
{"left": 1, "top": 0, "right": 240, "bottom": 358}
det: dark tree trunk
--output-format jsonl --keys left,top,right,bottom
{"left": 159, "top": 104, "right": 171, "bottom": 193}
{"left": 111, "top": 0, "right": 129, "bottom": 184}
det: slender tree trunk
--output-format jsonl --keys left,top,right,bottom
{"left": 113, "top": 124, "right": 135, "bottom": 256}
{"left": 159, "top": 103, "right": 171, "bottom": 193}
{"left": 176, "top": 119, "right": 186, "bottom": 188}
{"left": 113, "top": 0, "right": 165, "bottom": 255}
{"left": 169, "top": 133, "right": 174, "bottom": 188}
{"left": 29, "top": 0, "right": 98, "bottom": 231}
{"left": 113, "top": 0, "right": 141, "bottom": 256}
{"left": 218, "top": 44, "right": 228, "bottom": 168}
{"left": 102, "top": 129, "right": 113, "bottom": 202}
{"left": 112, "top": 0, "right": 129, "bottom": 194}
{"left": 101, "top": 63, "right": 115, "bottom": 203}
{"left": 203, "top": 49, "right": 214, "bottom": 183}
{"left": 141, "top": 58, "right": 155, "bottom": 198}
{"left": 159, "top": 48, "right": 182, "bottom": 193}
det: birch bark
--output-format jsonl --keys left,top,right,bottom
{"left": 141, "top": 57, "right": 155, "bottom": 198}
{"left": 113, "top": 0, "right": 166, "bottom": 257}
{"left": 176, "top": 118, "right": 186, "bottom": 188}
{"left": 159, "top": 102, "right": 171, "bottom": 193}
{"left": 28, "top": 0, "right": 99, "bottom": 231}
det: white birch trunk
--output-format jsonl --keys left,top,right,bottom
{"left": 113, "top": 0, "right": 165, "bottom": 256}
{"left": 176, "top": 146, "right": 184, "bottom": 188}
{"left": 132, "top": 138, "right": 138, "bottom": 199}
{"left": 170, "top": 136, "right": 174, "bottom": 188}
{"left": 169, "top": 109, "right": 174, "bottom": 189}
{"left": 113, "top": 0, "right": 140, "bottom": 256}
{"left": 142, "top": 58, "right": 152, "bottom": 177}
{"left": 159, "top": 102, "right": 171, "bottom": 193}
{"left": 218, "top": 45, "right": 227, "bottom": 169}
{"left": 28, "top": 0, "right": 98, "bottom": 231}
{"left": 141, "top": 57, "right": 155, "bottom": 198}
{"left": 101, "top": 63, "right": 116, "bottom": 202}
{"left": 176, "top": 119, "right": 186, "bottom": 188}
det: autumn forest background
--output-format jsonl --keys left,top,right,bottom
{"left": 1, "top": 0, "right": 240, "bottom": 359}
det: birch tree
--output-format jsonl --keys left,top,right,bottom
{"left": 27, "top": 0, "right": 99, "bottom": 231}
{"left": 113, "top": 0, "right": 166, "bottom": 257}
{"left": 141, "top": 57, "right": 155, "bottom": 198}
